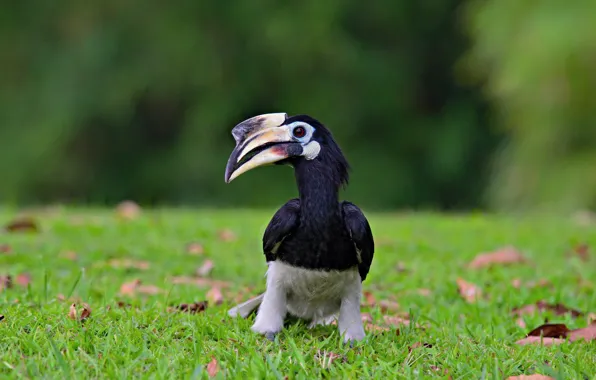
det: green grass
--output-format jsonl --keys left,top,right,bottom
{"left": 1, "top": 207, "right": 595, "bottom": 379}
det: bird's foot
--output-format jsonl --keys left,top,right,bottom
{"left": 265, "top": 332, "right": 276, "bottom": 342}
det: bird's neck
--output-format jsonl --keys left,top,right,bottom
{"left": 294, "top": 159, "right": 341, "bottom": 224}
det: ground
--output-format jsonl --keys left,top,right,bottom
{"left": 1, "top": 206, "right": 595, "bottom": 379}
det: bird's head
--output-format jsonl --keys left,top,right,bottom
{"left": 224, "top": 113, "right": 349, "bottom": 186}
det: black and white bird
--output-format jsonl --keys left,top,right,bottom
{"left": 224, "top": 113, "right": 374, "bottom": 343}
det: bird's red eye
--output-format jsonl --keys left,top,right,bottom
{"left": 293, "top": 126, "right": 306, "bottom": 138}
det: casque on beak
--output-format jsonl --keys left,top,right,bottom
{"left": 224, "top": 113, "right": 297, "bottom": 183}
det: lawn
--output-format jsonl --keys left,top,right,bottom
{"left": 1, "top": 206, "right": 595, "bottom": 379}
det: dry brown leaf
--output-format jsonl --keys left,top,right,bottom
{"left": 16, "top": 273, "right": 31, "bottom": 287}
{"left": 196, "top": 260, "right": 214, "bottom": 277}
{"left": 57, "top": 294, "right": 66, "bottom": 301}
{"left": 120, "top": 279, "right": 142, "bottom": 296}
{"left": 218, "top": 229, "right": 237, "bottom": 242}
{"left": 409, "top": 342, "right": 433, "bottom": 351}
{"left": 68, "top": 303, "right": 77, "bottom": 320}
{"left": 80, "top": 303, "right": 92, "bottom": 321}
{"left": 512, "top": 301, "right": 583, "bottom": 318}
{"left": 395, "top": 262, "right": 408, "bottom": 273}
{"left": 515, "top": 317, "right": 527, "bottom": 329}
{"left": 527, "top": 323, "right": 570, "bottom": 338}
{"left": 0, "top": 314, "right": 4, "bottom": 322}
{"left": 172, "top": 301, "right": 208, "bottom": 314}
{"left": 116, "top": 201, "right": 141, "bottom": 220}
{"left": 0, "top": 275, "right": 12, "bottom": 291}
{"left": 0, "top": 244, "right": 11, "bottom": 254}
{"left": 383, "top": 315, "right": 411, "bottom": 327}
{"left": 186, "top": 242, "right": 204, "bottom": 255}
{"left": 515, "top": 336, "right": 565, "bottom": 346}
{"left": 378, "top": 300, "right": 400, "bottom": 312}
{"left": 364, "top": 323, "right": 390, "bottom": 332}
{"left": 60, "top": 251, "right": 79, "bottom": 261}
{"left": 507, "top": 375, "right": 555, "bottom": 380}
{"left": 207, "top": 286, "right": 223, "bottom": 306}
{"left": 362, "top": 291, "right": 376, "bottom": 307}
{"left": 456, "top": 278, "right": 482, "bottom": 303}
{"left": 107, "top": 259, "right": 150, "bottom": 271}
{"left": 571, "top": 244, "right": 590, "bottom": 262}
{"left": 119, "top": 279, "right": 163, "bottom": 296}
{"left": 206, "top": 357, "right": 219, "bottom": 377}
{"left": 5, "top": 217, "right": 39, "bottom": 233}
{"left": 588, "top": 313, "right": 596, "bottom": 323}
{"left": 170, "top": 276, "right": 232, "bottom": 288}
{"left": 360, "top": 313, "right": 373, "bottom": 323}
{"left": 468, "top": 246, "right": 527, "bottom": 269}
{"left": 568, "top": 322, "right": 596, "bottom": 342}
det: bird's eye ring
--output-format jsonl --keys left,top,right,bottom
{"left": 293, "top": 126, "right": 306, "bottom": 138}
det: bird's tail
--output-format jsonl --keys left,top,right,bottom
{"left": 227, "top": 293, "right": 264, "bottom": 318}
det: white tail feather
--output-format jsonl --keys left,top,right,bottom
{"left": 227, "top": 293, "right": 264, "bottom": 318}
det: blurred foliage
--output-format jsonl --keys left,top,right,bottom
{"left": 1, "top": 1, "right": 499, "bottom": 210}
{"left": 463, "top": 0, "right": 596, "bottom": 212}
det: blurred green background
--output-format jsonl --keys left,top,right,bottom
{"left": 1, "top": 0, "right": 594, "bottom": 212}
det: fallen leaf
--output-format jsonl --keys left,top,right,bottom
{"left": 568, "top": 322, "right": 596, "bottom": 342}
{"left": 512, "top": 301, "right": 583, "bottom": 318}
{"left": 218, "top": 229, "right": 236, "bottom": 242}
{"left": 526, "top": 323, "right": 570, "bottom": 338}
{"left": 364, "top": 323, "right": 390, "bottom": 332}
{"left": 116, "top": 201, "right": 141, "bottom": 220}
{"left": 57, "top": 294, "right": 66, "bottom": 301}
{"left": 107, "top": 259, "right": 150, "bottom": 271}
{"left": 378, "top": 300, "right": 400, "bottom": 312}
{"left": 360, "top": 313, "right": 373, "bottom": 323}
{"left": 456, "top": 278, "right": 482, "bottom": 303}
{"left": 186, "top": 242, "right": 204, "bottom": 255}
{"left": 206, "top": 357, "right": 219, "bottom": 377}
{"left": 383, "top": 315, "right": 411, "bottom": 327}
{"left": 116, "top": 301, "right": 132, "bottom": 308}
{"left": 0, "top": 275, "right": 12, "bottom": 291}
{"left": 15, "top": 273, "right": 31, "bottom": 287}
{"left": 79, "top": 303, "right": 92, "bottom": 321}
{"left": 172, "top": 301, "right": 208, "bottom": 314}
{"left": 60, "top": 251, "right": 79, "bottom": 261}
{"left": 0, "top": 314, "right": 4, "bottom": 321}
{"left": 170, "top": 276, "right": 232, "bottom": 288}
{"left": 572, "top": 244, "right": 590, "bottom": 262}
{"left": 395, "top": 262, "right": 408, "bottom": 273}
{"left": 511, "top": 278, "right": 522, "bottom": 288}
{"left": 196, "top": 260, "right": 214, "bottom": 277}
{"left": 0, "top": 244, "right": 11, "bottom": 253}
{"left": 5, "top": 217, "right": 39, "bottom": 233}
{"left": 589, "top": 313, "right": 596, "bottom": 323}
{"left": 119, "top": 279, "right": 163, "bottom": 296}
{"left": 362, "top": 291, "right": 376, "bottom": 307}
{"left": 207, "top": 286, "right": 223, "bottom": 306}
{"left": 515, "top": 336, "right": 565, "bottom": 346}
{"left": 68, "top": 303, "right": 77, "bottom": 320}
{"left": 507, "top": 375, "right": 555, "bottom": 380}
{"left": 409, "top": 342, "right": 433, "bottom": 351}
{"left": 515, "top": 317, "right": 527, "bottom": 329}
{"left": 468, "top": 246, "right": 527, "bottom": 269}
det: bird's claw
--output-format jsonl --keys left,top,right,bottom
{"left": 265, "top": 332, "right": 276, "bottom": 342}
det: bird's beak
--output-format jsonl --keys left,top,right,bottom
{"left": 225, "top": 113, "right": 295, "bottom": 183}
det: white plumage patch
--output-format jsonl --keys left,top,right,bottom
{"left": 302, "top": 141, "right": 321, "bottom": 160}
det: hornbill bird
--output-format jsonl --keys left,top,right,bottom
{"left": 224, "top": 113, "right": 374, "bottom": 343}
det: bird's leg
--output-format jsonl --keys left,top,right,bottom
{"left": 251, "top": 262, "right": 287, "bottom": 340}
{"left": 337, "top": 277, "right": 365, "bottom": 344}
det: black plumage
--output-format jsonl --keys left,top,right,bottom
{"left": 263, "top": 115, "right": 374, "bottom": 281}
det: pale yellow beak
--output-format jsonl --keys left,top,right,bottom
{"left": 225, "top": 113, "right": 296, "bottom": 183}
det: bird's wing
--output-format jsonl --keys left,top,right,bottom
{"left": 342, "top": 201, "right": 375, "bottom": 281}
{"left": 263, "top": 198, "right": 301, "bottom": 262}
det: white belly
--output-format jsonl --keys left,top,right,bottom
{"left": 268, "top": 261, "right": 360, "bottom": 320}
